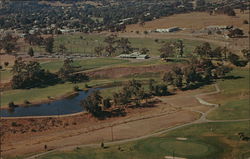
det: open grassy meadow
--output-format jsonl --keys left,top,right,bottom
{"left": 22, "top": 34, "right": 206, "bottom": 56}
{"left": 207, "top": 69, "right": 250, "bottom": 120}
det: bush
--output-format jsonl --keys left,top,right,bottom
{"left": 8, "top": 101, "right": 16, "bottom": 108}
{"left": 24, "top": 99, "right": 30, "bottom": 104}
{"left": 12, "top": 122, "right": 18, "bottom": 127}
{"left": 243, "top": 20, "right": 249, "bottom": 24}
{"left": 73, "top": 86, "right": 80, "bottom": 91}
{"left": 4, "top": 62, "right": 9, "bottom": 67}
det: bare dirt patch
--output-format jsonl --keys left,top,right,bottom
{"left": 126, "top": 10, "right": 249, "bottom": 33}
{"left": 84, "top": 64, "right": 183, "bottom": 79}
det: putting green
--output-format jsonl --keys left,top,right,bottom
{"left": 159, "top": 140, "right": 209, "bottom": 155}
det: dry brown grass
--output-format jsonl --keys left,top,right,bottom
{"left": 126, "top": 10, "right": 250, "bottom": 33}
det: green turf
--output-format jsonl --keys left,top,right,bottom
{"left": 207, "top": 68, "right": 250, "bottom": 120}
{"left": 207, "top": 99, "right": 250, "bottom": 120}
{"left": 38, "top": 121, "right": 250, "bottom": 159}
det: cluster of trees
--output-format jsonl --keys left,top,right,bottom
{"left": 214, "top": 6, "right": 236, "bottom": 16}
{"left": 159, "top": 40, "right": 184, "bottom": 58}
{"left": 2, "top": 0, "right": 240, "bottom": 33}
{"left": 58, "top": 58, "right": 89, "bottom": 83}
{"left": 0, "top": 33, "right": 20, "bottom": 55}
{"left": 94, "top": 35, "right": 148, "bottom": 56}
{"left": 163, "top": 58, "right": 232, "bottom": 90}
{"left": 11, "top": 58, "right": 89, "bottom": 89}
{"left": 81, "top": 79, "right": 169, "bottom": 117}
{"left": 193, "top": 42, "right": 248, "bottom": 67}
{"left": 11, "top": 57, "right": 60, "bottom": 89}
{"left": 24, "top": 34, "right": 54, "bottom": 54}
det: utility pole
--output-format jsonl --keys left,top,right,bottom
{"left": 111, "top": 125, "right": 114, "bottom": 141}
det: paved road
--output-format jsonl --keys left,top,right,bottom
{"left": 25, "top": 84, "right": 250, "bottom": 159}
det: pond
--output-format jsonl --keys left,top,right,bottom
{"left": 0, "top": 88, "right": 99, "bottom": 117}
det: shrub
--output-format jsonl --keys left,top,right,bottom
{"left": 24, "top": 100, "right": 30, "bottom": 104}
{"left": 243, "top": 20, "right": 249, "bottom": 24}
{"left": 8, "top": 101, "right": 15, "bottom": 108}
{"left": 12, "top": 122, "right": 18, "bottom": 127}
{"left": 73, "top": 86, "right": 80, "bottom": 91}
{"left": 4, "top": 62, "right": 9, "bottom": 67}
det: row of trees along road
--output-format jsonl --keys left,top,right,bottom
{"left": 81, "top": 79, "right": 169, "bottom": 118}
{"left": 94, "top": 34, "right": 148, "bottom": 57}
{"left": 159, "top": 41, "right": 249, "bottom": 67}
{"left": 11, "top": 58, "right": 89, "bottom": 89}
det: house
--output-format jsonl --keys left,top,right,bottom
{"left": 118, "top": 52, "right": 149, "bottom": 59}
{"left": 155, "top": 27, "right": 180, "bottom": 33}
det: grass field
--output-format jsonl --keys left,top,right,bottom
{"left": 207, "top": 69, "right": 249, "bottom": 120}
{"left": 22, "top": 34, "right": 205, "bottom": 56}
{"left": 38, "top": 121, "right": 250, "bottom": 159}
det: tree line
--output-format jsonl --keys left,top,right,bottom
{"left": 11, "top": 58, "right": 89, "bottom": 89}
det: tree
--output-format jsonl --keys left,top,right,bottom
{"left": 140, "top": 48, "right": 149, "bottom": 55}
{"left": 58, "top": 44, "right": 67, "bottom": 54}
{"left": 242, "top": 49, "right": 250, "bottom": 61}
{"left": 214, "top": 64, "right": 232, "bottom": 79}
{"left": 228, "top": 53, "right": 239, "bottom": 65}
{"left": 45, "top": 37, "right": 54, "bottom": 53}
{"left": 159, "top": 42, "right": 175, "bottom": 58}
{"left": 172, "top": 66, "right": 183, "bottom": 76}
{"left": 28, "top": 47, "right": 34, "bottom": 57}
{"left": 194, "top": 42, "right": 212, "bottom": 58}
{"left": 103, "top": 98, "right": 112, "bottom": 109}
{"left": 148, "top": 79, "right": 155, "bottom": 95}
{"left": 4, "top": 62, "right": 9, "bottom": 67}
{"left": 210, "top": 47, "right": 222, "bottom": 59}
{"left": 174, "top": 40, "right": 184, "bottom": 57}
{"left": 0, "top": 33, "right": 20, "bottom": 55}
{"left": 81, "top": 90, "right": 102, "bottom": 116}
{"left": 11, "top": 58, "right": 59, "bottom": 89}
{"left": 58, "top": 58, "right": 74, "bottom": 81}
{"left": 94, "top": 46, "right": 104, "bottom": 56}
{"left": 173, "top": 75, "right": 183, "bottom": 89}
{"left": 163, "top": 72, "right": 174, "bottom": 85}
{"left": 116, "top": 38, "right": 133, "bottom": 54}
{"left": 228, "top": 28, "right": 244, "bottom": 38}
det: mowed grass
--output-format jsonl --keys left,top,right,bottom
{"left": 207, "top": 68, "right": 250, "bottom": 120}
{"left": 0, "top": 69, "right": 12, "bottom": 82}
{"left": 27, "top": 34, "right": 205, "bottom": 56}
{"left": 38, "top": 121, "right": 250, "bottom": 159}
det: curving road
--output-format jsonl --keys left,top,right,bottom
{"left": 25, "top": 84, "right": 250, "bottom": 159}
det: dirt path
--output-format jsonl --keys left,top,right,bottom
{"left": 25, "top": 84, "right": 250, "bottom": 159}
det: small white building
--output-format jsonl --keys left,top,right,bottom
{"left": 118, "top": 52, "right": 149, "bottom": 59}
{"left": 155, "top": 27, "right": 180, "bottom": 33}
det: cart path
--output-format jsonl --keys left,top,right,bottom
{"left": 25, "top": 83, "right": 250, "bottom": 159}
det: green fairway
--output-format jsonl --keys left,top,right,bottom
{"left": 207, "top": 69, "right": 249, "bottom": 120}
{"left": 38, "top": 121, "right": 250, "bottom": 159}
{"left": 207, "top": 99, "right": 250, "bottom": 120}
